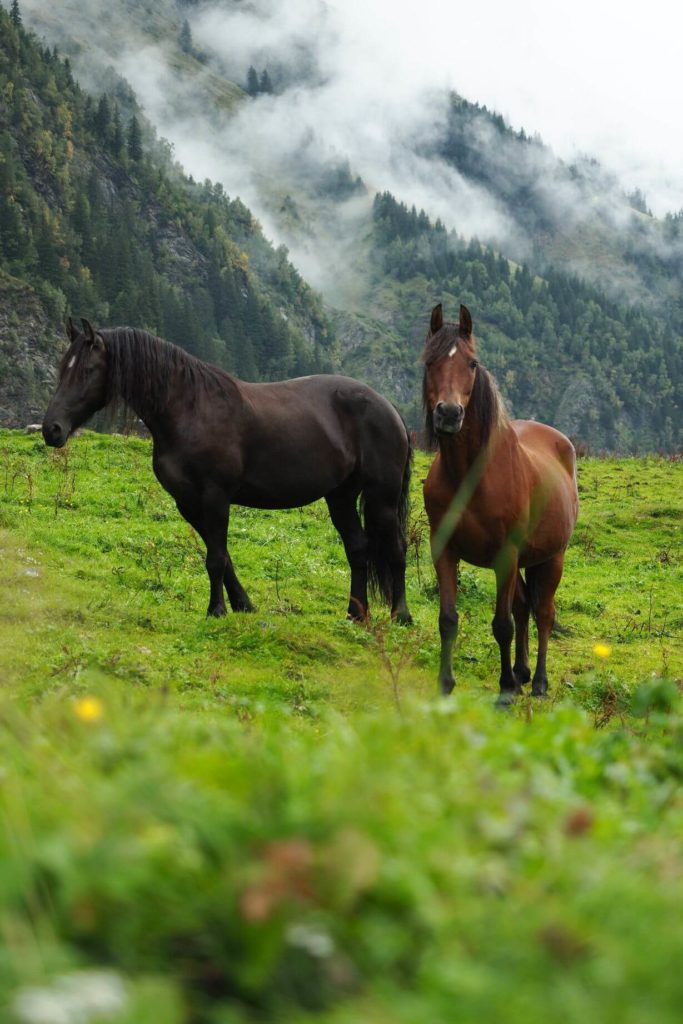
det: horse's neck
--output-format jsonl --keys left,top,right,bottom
{"left": 439, "top": 418, "right": 511, "bottom": 481}
{"left": 112, "top": 339, "right": 240, "bottom": 436}
{"left": 439, "top": 420, "right": 484, "bottom": 479}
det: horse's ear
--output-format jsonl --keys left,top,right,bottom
{"left": 459, "top": 304, "right": 473, "bottom": 338}
{"left": 81, "top": 318, "right": 97, "bottom": 345}
{"left": 66, "top": 317, "right": 79, "bottom": 341}
{"left": 430, "top": 303, "right": 443, "bottom": 335}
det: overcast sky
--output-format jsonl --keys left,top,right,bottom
{"left": 337, "top": 0, "right": 682, "bottom": 216}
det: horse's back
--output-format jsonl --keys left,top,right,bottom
{"left": 232, "top": 374, "right": 408, "bottom": 507}
{"left": 513, "top": 419, "right": 577, "bottom": 484}
{"left": 286, "top": 374, "right": 402, "bottom": 425}
{"left": 243, "top": 374, "right": 406, "bottom": 451}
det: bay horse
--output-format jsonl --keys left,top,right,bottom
{"left": 422, "top": 304, "right": 578, "bottom": 703}
{"left": 42, "top": 320, "right": 413, "bottom": 624}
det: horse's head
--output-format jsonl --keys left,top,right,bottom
{"left": 422, "top": 303, "right": 479, "bottom": 438}
{"left": 42, "top": 318, "right": 108, "bottom": 447}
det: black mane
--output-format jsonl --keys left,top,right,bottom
{"left": 422, "top": 323, "right": 507, "bottom": 448}
{"left": 64, "top": 327, "right": 236, "bottom": 417}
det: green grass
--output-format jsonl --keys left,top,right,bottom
{"left": 0, "top": 430, "right": 682, "bottom": 1023}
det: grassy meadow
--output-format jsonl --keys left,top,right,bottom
{"left": 0, "top": 428, "right": 681, "bottom": 1023}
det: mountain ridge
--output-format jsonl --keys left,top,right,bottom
{"left": 0, "top": 5, "right": 335, "bottom": 425}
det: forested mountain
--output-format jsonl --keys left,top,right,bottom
{"left": 2, "top": 0, "right": 681, "bottom": 450}
{"left": 0, "top": 6, "right": 333, "bottom": 425}
{"left": 339, "top": 194, "right": 681, "bottom": 451}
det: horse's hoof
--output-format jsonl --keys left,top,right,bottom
{"left": 439, "top": 677, "right": 456, "bottom": 696}
{"left": 393, "top": 610, "right": 413, "bottom": 626}
{"left": 513, "top": 666, "right": 531, "bottom": 686}
{"left": 495, "top": 691, "right": 517, "bottom": 709}
{"left": 233, "top": 600, "right": 254, "bottom": 613}
{"left": 532, "top": 676, "right": 549, "bottom": 697}
{"left": 207, "top": 605, "right": 227, "bottom": 618}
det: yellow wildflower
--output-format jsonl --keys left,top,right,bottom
{"left": 73, "top": 696, "right": 104, "bottom": 723}
{"left": 593, "top": 643, "right": 612, "bottom": 659}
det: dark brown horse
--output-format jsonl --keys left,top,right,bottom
{"left": 43, "top": 320, "right": 413, "bottom": 623}
{"left": 422, "top": 304, "right": 578, "bottom": 703}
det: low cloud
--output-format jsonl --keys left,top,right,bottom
{"left": 20, "top": 0, "right": 682, "bottom": 300}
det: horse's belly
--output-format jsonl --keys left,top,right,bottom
{"left": 233, "top": 482, "right": 331, "bottom": 510}
{"left": 233, "top": 461, "right": 354, "bottom": 509}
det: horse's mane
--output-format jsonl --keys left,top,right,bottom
{"left": 422, "top": 322, "right": 508, "bottom": 449}
{"left": 64, "top": 327, "right": 236, "bottom": 416}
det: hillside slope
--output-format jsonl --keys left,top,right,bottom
{"left": 0, "top": 430, "right": 682, "bottom": 1020}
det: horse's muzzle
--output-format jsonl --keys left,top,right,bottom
{"left": 434, "top": 401, "right": 464, "bottom": 435}
{"left": 42, "top": 420, "right": 67, "bottom": 447}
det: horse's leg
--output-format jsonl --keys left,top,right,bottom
{"left": 176, "top": 499, "right": 252, "bottom": 613}
{"left": 200, "top": 493, "right": 234, "bottom": 617}
{"left": 527, "top": 553, "right": 565, "bottom": 696}
{"left": 363, "top": 486, "right": 412, "bottom": 625}
{"left": 222, "top": 508, "right": 253, "bottom": 612}
{"left": 325, "top": 489, "right": 368, "bottom": 621}
{"left": 434, "top": 546, "right": 459, "bottom": 695}
{"left": 512, "top": 570, "right": 531, "bottom": 686}
{"left": 175, "top": 492, "right": 230, "bottom": 617}
{"left": 493, "top": 561, "right": 520, "bottom": 704}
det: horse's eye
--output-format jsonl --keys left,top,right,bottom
{"left": 470, "top": 360, "right": 478, "bottom": 370}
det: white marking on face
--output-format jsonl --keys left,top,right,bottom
{"left": 448, "top": 344, "right": 458, "bottom": 358}
{"left": 67, "top": 356, "right": 76, "bottom": 369}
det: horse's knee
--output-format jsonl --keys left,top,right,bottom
{"left": 439, "top": 609, "right": 459, "bottom": 640}
{"left": 492, "top": 614, "right": 514, "bottom": 646}
{"left": 206, "top": 551, "right": 227, "bottom": 577}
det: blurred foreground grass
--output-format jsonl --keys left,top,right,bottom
{"left": 0, "top": 430, "right": 681, "bottom": 1022}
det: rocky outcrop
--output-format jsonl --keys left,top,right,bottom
{"left": 0, "top": 272, "right": 60, "bottom": 427}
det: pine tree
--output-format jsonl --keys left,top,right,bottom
{"left": 179, "top": 19, "right": 192, "bottom": 55}
{"left": 93, "top": 95, "right": 111, "bottom": 141}
{"left": 10, "top": 0, "right": 22, "bottom": 27}
{"left": 259, "top": 69, "right": 273, "bottom": 95}
{"left": 246, "top": 66, "right": 259, "bottom": 96}
{"left": 127, "top": 114, "right": 143, "bottom": 162}
{"left": 0, "top": 163, "right": 27, "bottom": 263}
{"left": 110, "top": 103, "right": 123, "bottom": 156}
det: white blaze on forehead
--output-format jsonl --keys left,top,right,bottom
{"left": 448, "top": 344, "right": 458, "bottom": 358}
{"left": 67, "top": 355, "right": 76, "bottom": 369}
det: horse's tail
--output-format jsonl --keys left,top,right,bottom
{"left": 362, "top": 422, "right": 412, "bottom": 607}
{"left": 398, "top": 424, "right": 412, "bottom": 544}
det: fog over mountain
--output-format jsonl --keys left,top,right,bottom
{"left": 19, "top": 0, "right": 682, "bottom": 306}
